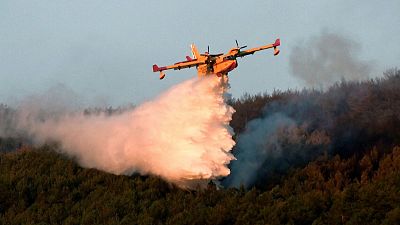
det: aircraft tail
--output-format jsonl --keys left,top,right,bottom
{"left": 191, "top": 44, "right": 200, "bottom": 59}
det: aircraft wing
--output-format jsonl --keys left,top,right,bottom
{"left": 153, "top": 57, "right": 206, "bottom": 79}
{"left": 238, "top": 38, "right": 280, "bottom": 57}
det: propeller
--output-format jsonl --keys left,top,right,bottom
{"left": 235, "top": 40, "right": 247, "bottom": 50}
{"left": 207, "top": 45, "right": 210, "bottom": 53}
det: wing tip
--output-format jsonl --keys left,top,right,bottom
{"left": 153, "top": 64, "right": 167, "bottom": 72}
{"left": 273, "top": 38, "right": 280, "bottom": 47}
{"left": 152, "top": 64, "right": 160, "bottom": 72}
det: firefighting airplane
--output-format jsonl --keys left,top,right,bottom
{"left": 152, "top": 38, "right": 280, "bottom": 80}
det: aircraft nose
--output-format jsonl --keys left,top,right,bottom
{"left": 229, "top": 60, "right": 238, "bottom": 71}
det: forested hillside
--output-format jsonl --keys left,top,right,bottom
{"left": 1, "top": 69, "right": 400, "bottom": 224}
{"left": 227, "top": 69, "right": 400, "bottom": 188}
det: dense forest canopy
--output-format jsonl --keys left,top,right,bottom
{"left": 226, "top": 69, "right": 400, "bottom": 188}
{"left": 1, "top": 69, "right": 400, "bottom": 224}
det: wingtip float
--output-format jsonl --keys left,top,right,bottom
{"left": 153, "top": 38, "right": 280, "bottom": 80}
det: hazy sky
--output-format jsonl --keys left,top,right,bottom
{"left": 1, "top": 0, "right": 399, "bottom": 106}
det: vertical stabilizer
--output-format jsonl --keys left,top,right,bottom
{"left": 191, "top": 44, "right": 200, "bottom": 59}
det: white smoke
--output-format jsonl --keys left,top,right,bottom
{"left": 289, "top": 31, "right": 373, "bottom": 88}
{"left": 17, "top": 76, "right": 236, "bottom": 187}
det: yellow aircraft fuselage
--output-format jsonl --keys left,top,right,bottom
{"left": 197, "top": 55, "right": 237, "bottom": 77}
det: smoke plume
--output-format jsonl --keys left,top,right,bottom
{"left": 223, "top": 32, "right": 376, "bottom": 188}
{"left": 224, "top": 113, "right": 297, "bottom": 188}
{"left": 14, "top": 76, "right": 236, "bottom": 187}
{"left": 289, "top": 31, "right": 372, "bottom": 88}
{"left": 223, "top": 32, "right": 380, "bottom": 188}
{"left": 224, "top": 95, "right": 331, "bottom": 189}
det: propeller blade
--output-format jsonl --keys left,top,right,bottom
{"left": 240, "top": 45, "right": 247, "bottom": 49}
{"left": 235, "top": 40, "right": 239, "bottom": 48}
{"left": 207, "top": 45, "right": 210, "bottom": 53}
